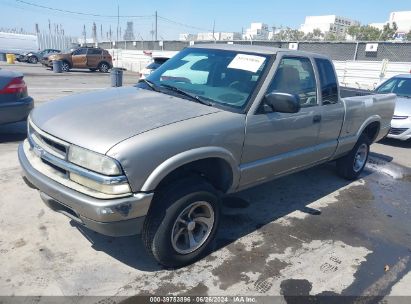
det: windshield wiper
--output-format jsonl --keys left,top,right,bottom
{"left": 138, "top": 79, "right": 160, "bottom": 92}
{"left": 159, "top": 84, "right": 214, "bottom": 106}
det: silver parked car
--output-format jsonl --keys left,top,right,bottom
{"left": 375, "top": 74, "right": 411, "bottom": 141}
{"left": 18, "top": 45, "right": 395, "bottom": 267}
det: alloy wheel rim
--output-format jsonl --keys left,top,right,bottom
{"left": 171, "top": 201, "right": 215, "bottom": 254}
{"left": 353, "top": 143, "right": 368, "bottom": 172}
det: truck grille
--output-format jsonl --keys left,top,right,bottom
{"left": 389, "top": 128, "right": 408, "bottom": 135}
{"left": 28, "top": 121, "right": 69, "bottom": 160}
{"left": 25, "top": 119, "right": 131, "bottom": 199}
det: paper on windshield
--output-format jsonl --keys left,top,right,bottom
{"left": 227, "top": 54, "right": 266, "bottom": 73}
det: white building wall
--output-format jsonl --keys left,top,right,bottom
{"left": 179, "top": 33, "right": 196, "bottom": 41}
{"left": 300, "top": 15, "right": 360, "bottom": 35}
{"left": 197, "top": 32, "right": 220, "bottom": 41}
{"left": 389, "top": 11, "right": 411, "bottom": 32}
{"left": 0, "top": 32, "right": 37, "bottom": 53}
{"left": 243, "top": 23, "right": 269, "bottom": 40}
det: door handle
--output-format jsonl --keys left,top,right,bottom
{"left": 313, "top": 115, "right": 322, "bottom": 123}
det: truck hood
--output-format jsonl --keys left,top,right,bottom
{"left": 30, "top": 86, "right": 221, "bottom": 154}
{"left": 394, "top": 97, "right": 411, "bottom": 116}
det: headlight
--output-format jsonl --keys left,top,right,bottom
{"left": 68, "top": 145, "right": 122, "bottom": 175}
{"left": 27, "top": 53, "right": 32, "bottom": 56}
{"left": 69, "top": 172, "right": 131, "bottom": 195}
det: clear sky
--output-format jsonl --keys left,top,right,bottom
{"left": 0, "top": 0, "right": 410, "bottom": 39}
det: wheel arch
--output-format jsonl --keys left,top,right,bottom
{"left": 141, "top": 147, "right": 240, "bottom": 194}
{"left": 357, "top": 116, "right": 381, "bottom": 143}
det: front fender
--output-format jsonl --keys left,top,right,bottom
{"left": 141, "top": 146, "right": 240, "bottom": 193}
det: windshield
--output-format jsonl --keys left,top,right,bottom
{"left": 140, "top": 48, "right": 270, "bottom": 110}
{"left": 376, "top": 78, "right": 411, "bottom": 98}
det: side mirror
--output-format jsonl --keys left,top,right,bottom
{"left": 264, "top": 92, "right": 301, "bottom": 113}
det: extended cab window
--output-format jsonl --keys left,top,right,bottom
{"left": 268, "top": 57, "right": 317, "bottom": 107}
{"left": 315, "top": 58, "right": 339, "bottom": 104}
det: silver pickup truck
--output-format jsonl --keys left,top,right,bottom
{"left": 19, "top": 45, "right": 395, "bottom": 267}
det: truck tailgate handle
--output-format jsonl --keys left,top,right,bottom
{"left": 313, "top": 115, "right": 322, "bottom": 123}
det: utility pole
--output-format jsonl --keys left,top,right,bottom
{"left": 212, "top": 19, "right": 216, "bottom": 41}
{"left": 82, "top": 24, "right": 86, "bottom": 45}
{"left": 155, "top": 11, "right": 158, "bottom": 41}
{"left": 117, "top": 4, "right": 119, "bottom": 43}
{"left": 116, "top": 4, "right": 119, "bottom": 62}
{"left": 92, "top": 22, "right": 97, "bottom": 43}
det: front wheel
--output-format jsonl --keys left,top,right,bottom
{"left": 28, "top": 56, "right": 38, "bottom": 64}
{"left": 99, "top": 62, "right": 110, "bottom": 73}
{"left": 142, "top": 177, "right": 220, "bottom": 268}
{"left": 61, "top": 61, "right": 70, "bottom": 72}
{"left": 336, "top": 134, "right": 370, "bottom": 180}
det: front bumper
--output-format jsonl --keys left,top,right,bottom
{"left": 386, "top": 118, "right": 411, "bottom": 141}
{"left": 0, "top": 97, "right": 34, "bottom": 125}
{"left": 18, "top": 143, "right": 153, "bottom": 236}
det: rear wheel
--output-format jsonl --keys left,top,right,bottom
{"left": 99, "top": 62, "right": 110, "bottom": 73}
{"left": 61, "top": 61, "right": 70, "bottom": 72}
{"left": 142, "top": 177, "right": 220, "bottom": 268}
{"left": 28, "top": 56, "right": 38, "bottom": 64}
{"left": 336, "top": 134, "right": 370, "bottom": 180}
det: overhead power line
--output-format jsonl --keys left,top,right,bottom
{"left": 157, "top": 15, "right": 213, "bottom": 32}
{"left": 14, "top": 0, "right": 220, "bottom": 33}
{"left": 15, "top": 0, "right": 152, "bottom": 18}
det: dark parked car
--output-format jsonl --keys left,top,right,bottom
{"left": 17, "top": 49, "right": 60, "bottom": 64}
{"left": 0, "top": 68, "right": 33, "bottom": 125}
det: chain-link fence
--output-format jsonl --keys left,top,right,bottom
{"left": 96, "top": 41, "right": 411, "bottom": 62}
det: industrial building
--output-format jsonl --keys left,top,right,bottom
{"left": 300, "top": 15, "right": 360, "bottom": 36}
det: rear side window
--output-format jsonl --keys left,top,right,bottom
{"left": 88, "top": 49, "right": 102, "bottom": 55}
{"left": 315, "top": 58, "right": 339, "bottom": 104}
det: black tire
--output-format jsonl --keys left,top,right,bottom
{"left": 28, "top": 56, "right": 38, "bottom": 64}
{"left": 142, "top": 177, "right": 220, "bottom": 268}
{"left": 336, "top": 134, "right": 370, "bottom": 180}
{"left": 98, "top": 62, "right": 110, "bottom": 73}
{"left": 61, "top": 61, "right": 70, "bottom": 72}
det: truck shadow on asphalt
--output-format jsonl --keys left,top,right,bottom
{"left": 378, "top": 138, "right": 411, "bottom": 148}
{"left": 72, "top": 162, "right": 375, "bottom": 271}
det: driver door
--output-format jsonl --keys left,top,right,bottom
{"left": 239, "top": 56, "right": 322, "bottom": 188}
{"left": 72, "top": 48, "right": 88, "bottom": 68}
